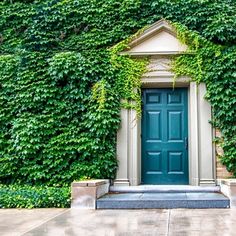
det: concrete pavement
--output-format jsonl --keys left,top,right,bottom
{"left": 1, "top": 208, "right": 236, "bottom": 236}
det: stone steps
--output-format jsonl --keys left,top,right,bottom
{"left": 109, "top": 185, "right": 221, "bottom": 193}
{"left": 97, "top": 187, "right": 230, "bottom": 209}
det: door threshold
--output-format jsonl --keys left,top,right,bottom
{"left": 110, "top": 185, "right": 220, "bottom": 193}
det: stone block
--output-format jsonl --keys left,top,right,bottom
{"left": 97, "top": 192, "right": 230, "bottom": 209}
{"left": 71, "top": 179, "right": 109, "bottom": 209}
{"left": 220, "top": 179, "right": 236, "bottom": 208}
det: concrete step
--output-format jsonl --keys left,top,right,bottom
{"left": 110, "top": 185, "right": 220, "bottom": 193}
{"left": 97, "top": 192, "right": 230, "bottom": 209}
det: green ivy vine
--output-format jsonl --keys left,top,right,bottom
{"left": 172, "top": 23, "right": 236, "bottom": 175}
{"left": 110, "top": 35, "right": 148, "bottom": 117}
{"left": 0, "top": 0, "right": 235, "bottom": 187}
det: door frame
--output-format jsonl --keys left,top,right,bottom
{"left": 130, "top": 82, "right": 195, "bottom": 186}
{"left": 114, "top": 78, "right": 216, "bottom": 186}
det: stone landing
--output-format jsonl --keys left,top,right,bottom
{"left": 97, "top": 186, "right": 230, "bottom": 209}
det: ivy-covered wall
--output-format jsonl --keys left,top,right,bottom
{"left": 0, "top": 0, "right": 235, "bottom": 186}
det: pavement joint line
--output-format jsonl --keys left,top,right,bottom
{"left": 20, "top": 208, "right": 69, "bottom": 236}
{"left": 167, "top": 209, "right": 171, "bottom": 236}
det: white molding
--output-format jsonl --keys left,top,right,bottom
{"left": 198, "top": 83, "right": 216, "bottom": 186}
{"left": 128, "top": 108, "right": 139, "bottom": 186}
{"left": 122, "top": 19, "right": 188, "bottom": 56}
{"left": 114, "top": 108, "right": 130, "bottom": 186}
{"left": 129, "top": 19, "right": 175, "bottom": 48}
{"left": 189, "top": 82, "right": 199, "bottom": 186}
{"left": 120, "top": 51, "right": 189, "bottom": 56}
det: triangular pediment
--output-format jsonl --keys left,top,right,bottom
{"left": 123, "top": 19, "right": 187, "bottom": 56}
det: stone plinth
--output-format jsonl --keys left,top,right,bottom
{"left": 71, "top": 179, "right": 109, "bottom": 209}
{"left": 220, "top": 179, "right": 236, "bottom": 208}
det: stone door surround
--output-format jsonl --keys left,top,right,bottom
{"left": 114, "top": 20, "right": 216, "bottom": 186}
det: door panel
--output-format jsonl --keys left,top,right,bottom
{"left": 168, "top": 152, "right": 184, "bottom": 173}
{"left": 142, "top": 88, "right": 189, "bottom": 184}
{"left": 168, "top": 111, "right": 182, "bottom": 140}
{"left": 146, "top": 152, "right": 162, "bottom": 173}
{"left": 147, "top": 111, "right": 161, "bottom": 140}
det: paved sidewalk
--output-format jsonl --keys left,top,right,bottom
{"left": 1, "top": 208, "right": 236, "bottom": 236}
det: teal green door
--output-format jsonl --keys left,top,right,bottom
{"left": 141, "top": 88, "right": 189, "bottom": 184}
